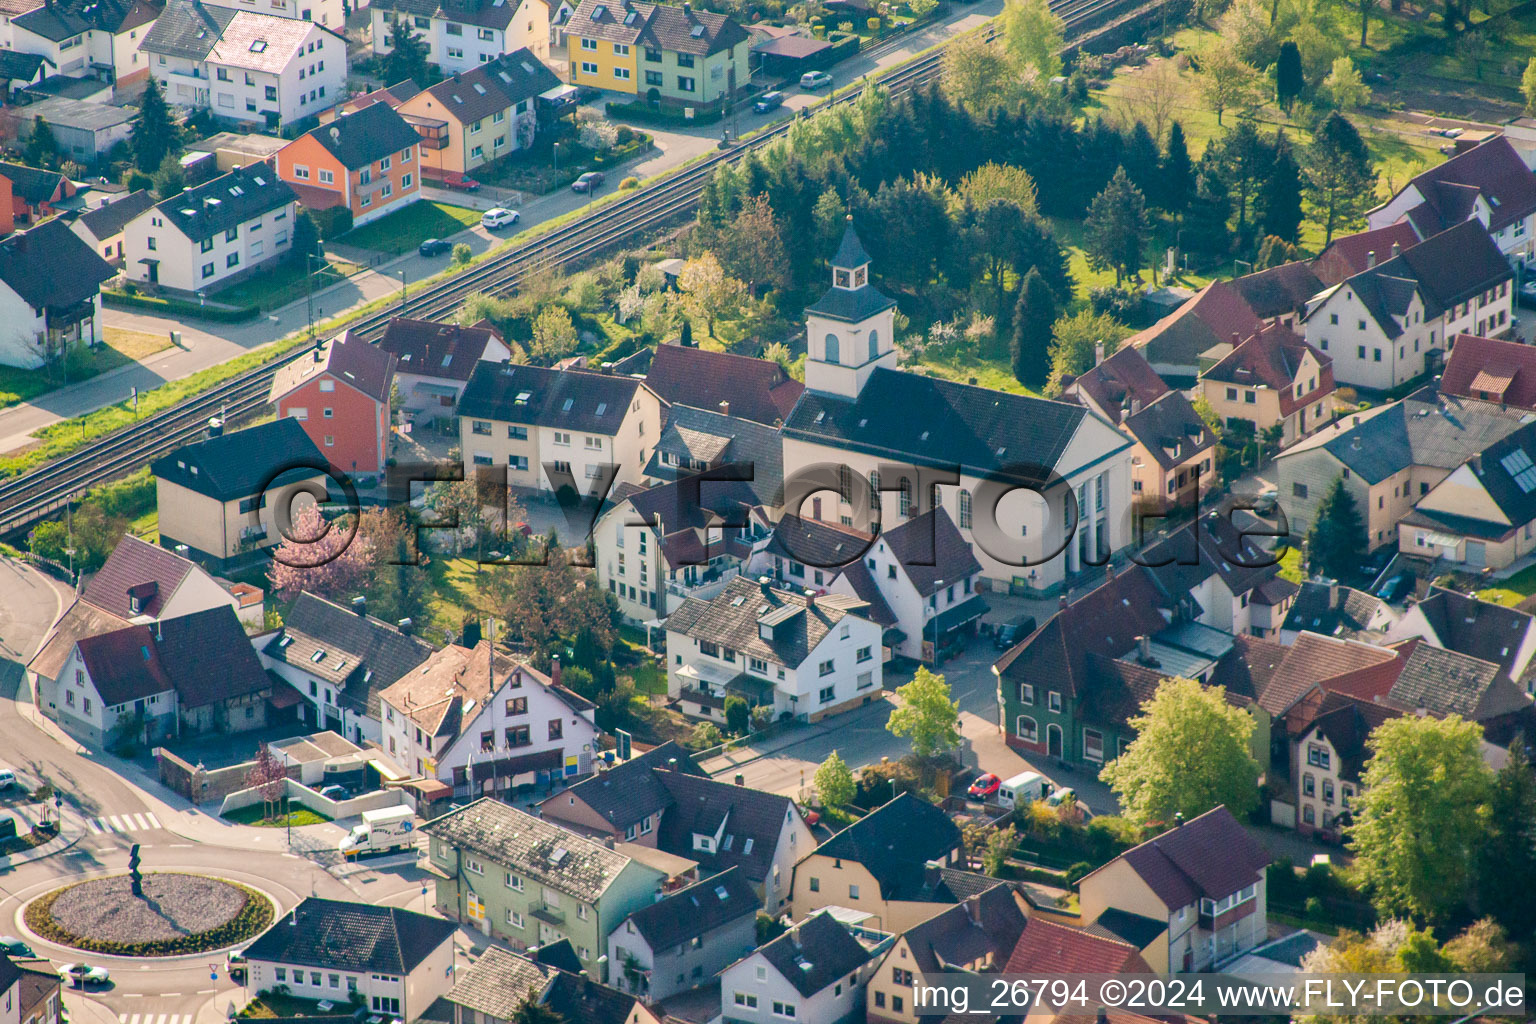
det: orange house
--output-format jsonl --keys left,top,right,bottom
{"left": 267, "top": 332, "right": 398, "bottom": 477}
{"left": 272, "top": 101, "right": 423, "bottom": 228}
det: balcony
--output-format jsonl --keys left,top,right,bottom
{"left": 406, "top": 115, "right": 449, "bottom": 150}
{"left": 529, "top": 902, "right": 565, "bottom": 925}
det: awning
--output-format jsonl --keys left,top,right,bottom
{"left": 267, "top": 682, "right": 306, "bottom": 709}
{"left": 539, "top": 83, "right": 580, "bottom": 107}
{"left": 469, "top": 747, "right": 563, "bottom": 781}
{"left": 411, "top": 382, "right": 459, "bottom": 397}
{"left": 1420, "top": 531, "right": 1463, "bottom": 547}
{"left": 723, "top": 672, "right": 775, "bottom": 705}
{"left": 882, "top": 627, "right": 908, "bottom": 646}
{"left": 929, "top": 595, "right": 991, "bottom": 635}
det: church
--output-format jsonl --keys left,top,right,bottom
{"left": 780, "top": 222, "right": 1137, "bottom": 595}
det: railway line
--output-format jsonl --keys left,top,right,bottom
{"left": 0, "top": 0, "right": 1141, "bottom": 538}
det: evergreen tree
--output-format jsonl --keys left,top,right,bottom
{"left": 1183, "top": 158, "right": 1233, "bottom": 255}
{"left": 383, "top": 16, "right": 433, "bottom": 87}
{"left": 1011, "top": 267, "right": 1055, "bottom": 388}
{"left": 1275, "top": 40, "right": 1304, "bottom": 109}
{"left": 290, "top": 209, "right": 323, "bottom": 265}
{"left": 132, "top": 78, "right": 177, "bottom": 174}
{"left": 1260, "top": 132, "right": 1305, "bottom": 243}
{"left": 679, "top": 319, "right": 694, "bottom": 347}
{"left": 1121, "top": 121, "right": 1162, "bottom": 200}
{"left": 1305, "top": 476, "right": 1364, "bottom": 580}
{"left": 1215, "top": 119, "right": 1269, "bottom": 240}
{"left": 1304, "top": 112, "right": 1377, "bottom": 244}
{"left": 1477, "top": 746, "right": 1536, "bottom": 935}
{"left": 1160, "top": 121, "right": 1193, "bottom": 217}
{"left": 23, "top": 117, "right": 59, "bottom": 169}
{"left": 1082, "top": 166, "right": 1150, "bottom": 285}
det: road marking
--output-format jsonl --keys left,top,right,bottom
{"left": 196, "top": 989, "right": 216, "bottom": 994}
{"left": 107, "top": 815, "right": 126, "bottom": 831}
{"left": 87, "top": 817, "right": 105, "bottom": 833}
{"left": 171, "top": 843, "right": 193, "bottom": 848}
{"left": 156, "top": 1012, "right": 169, "bottom": 1024}
{"left": 136, "top": 813, "right": 155, "bottom": 830}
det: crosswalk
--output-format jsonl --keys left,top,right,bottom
{"left": 86, "top": 812, "right": 163, "bottom": 834}
{"left": 119, "top": 1013, "right": 194, "bottom": 1024}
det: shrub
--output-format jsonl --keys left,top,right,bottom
{"left": 103, "top": 289, "right": 258, "bottom": 323}
{"left": 619, "top": 176, "right": 640, "bottom": 190}
{"left": 451, "top": 242, "right": 473, "bottom": 265}
{"left": 1065, "top": 861, "right": 1095, "bottom": 886}
{"left": 312, "top": 205, "right": 354, "bottom": 239}
{"left": 25, "top": 874, "right": 273, "bottom": 956}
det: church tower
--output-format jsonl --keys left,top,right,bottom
{"left": 803, "top": 219, "right": 897, "bottom": 399}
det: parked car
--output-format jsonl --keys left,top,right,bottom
{"left": 226, "top": 950, "right": 247, "bottom": 981}
{"left": 1377, "top": 572, "right": 1414, "bottom": 604}
{"left": 1519, "top": 278, "right": 1536, "bottom": 307}
{"left": 800, "top": 70, "right": 833, "bottom": 89}
{"left": 418, "top": 238, "right": 454, "bottom": 257}
{"left": 0, "top": 937, "right": 32, "bottom": 957}
{"left": 438, "top": 172, "right": 481, "bottom": 192}
{"left": 481, "top": 208, "right": 520, "bottom": 229}
{"left": 967, "top": 773, "right": 1001, "bottom": 800}
{"left": 0, "top": 767, "right": 15, "bottom": 790}
{"left": 318, "top": 784, "right": 348, "bottom": 801}
{"left": 59, "top": 965, "right": 109, "bottom": 987}
{"left": 1253, "top": 487, "right": 1279, "bottom": 515}
{"left": 992, "top": 615, "right": 1037, "bottom": 650}
{"left": 571, "top": 171, "right": 606, "bottom": 193}
{"left": 754, "top": 91, "right": 785, "bottom": 113}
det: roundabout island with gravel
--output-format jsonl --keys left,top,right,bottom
{"left": 25, "top": 873, "right": 274, "bottom": 957}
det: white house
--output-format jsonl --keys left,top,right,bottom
{"left": 379, "top": 641, "right": 600, "bottom": 797}
{"left": 202, "top": 0, "right": 345, "bottom": 28}
{"left": 1300, "top": 221, "right": 1514, "bottom": 391}
{"left": 241, "top": 898, "right": 458, "bottom": 1023}
{"left": 720, "top": 910, "right": 891, "bottom": 1024}
{"left": 143, "top": 0, "right": 347, "bottom": 129}
{"left": 607, "top": 867, "right": 759, "bottom": 1003}
{"left": 0, "top": 217, "right": 113, "bottom": 370}
{"left": 9, "top": 0, "right": 160, "bottom": 93}
{"left": 664, "top": 576, "right": 883, "bottom": 724}
{"left": 122, "top": 163, "right": 297, "bottom": 293}
{"left": 0, "top": 954, "right": 21, "bottom": 1024}
{"left": 370, "top": 0, "right": 551, "bottom": 74}
{"left": 1367, "top": 137, "right": 1536, "bottom": 260}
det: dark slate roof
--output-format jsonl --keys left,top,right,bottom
{"left": 785, "top": 368, "right": 1112, "bottom": 484}
{"left": 645, "top": 404, "right": 784, "bottom": 501}
{"left": 803, "top": 279, "right": 897, "bottom": 324}
{"left": 1283, "top": 689, "right": 1398, "bottom": 784}
{"left": 1121, "top": 390, "right": 1213, "bottom": 471}
{"left": 0, "top": 51, "right": 50, "bottom": 80}
{"left": 75, "top": 190, "right": 156, "bottom": 241}
{"left": 76, "top": 606, "right": 269, "bottom": 708}
{"left": 415, "top": 50, "right": 561, "bottom": 124}
{"left": 666, "top": 576, "right": 871, "bottom": 668}
{"left": 378, "top": 318, "right": 504, "bottom": 382}
{"left": 151, "top": 163, "right": 296, "bottom": 245}
{"left": 243, "top": 897, "right": 456, "bottom": 974}
{"left": 1083, "top": 907, "right": 1168, "bottom": 950}
{"left": 151, "top": 417, "right": 325, "bottom": 503}
{"left": 459, "top": 362, "right": 646, "bottom": 434}
{"left": 541, "top": 970, "right": 646, "bottom": 1024}
{"left": 142, "top": 0, "right": 237, "bottom": 61}
{"left": 567, "top": 0, "right": 747, "bottom": 54}
{"left": 757, "top": 911, "right": 877, "bottom": 998}
{"left": 372, "top": 0, "right": 525, "bottom": 30}
{"left": 646, "top": 344, "right": 803, "bottom": 426}
{"left": 622, "top": 475, "right": 765, "bottom": 571}
{"left": 302, "top": 101, "right": 421, "bottom": 170}
{"left": 654, "top": 770, "right": 798, "bottom": 883}
{"left": 877, "top": 507, "right": 982, "bottom": 597}
{"left": 1441, "top": 418, "right": 1536, "bottom": 530}
{"left": 763, "top": 515, "right": 872, "bottom": 569}
{"left": 812, "top": 793, "right": 961, "bottom": 901}
{"left": 0, "top": 161, "right": 66, "bottom": 205}
{"left": 425, "top": 798, "right": 638, "bottom": 902}
{"left": 1138, "top": 510, "right": 1280, "bottom": 603}
{"left": 900, "top": 883, "right": 1026, "bottom": 975}
{"left": 545, "top": 741, "right": 703, "bottom": 831}
{"left": 834, "top": 560, "right": 897, "bottom": 627}
{"left": 622, "top": 867, "right": 757, "bottom": 952}
{"left": 1282, "top": 581, "right": 1387, "bottom": 639}
{"left": 1081, "top": 806, "right": 1270, "bottom": 909}
{"left": 832, "top": 222, "right": 870, "bottom": 268}
{"left": 83, "top": 535, "right": 197, "bottom": 619}
{"left": 1394, "top": 137, "right": 1536, "bottom": 234}
{"left": 14, "top": 0, "right": 159, "bottom": 39}
{"left": 1397, "top": 586, "right": 1534, "bottom": 680}
{"left": 264, "top": 591, "right": 434, "bottom": 716}
{"left": 0, "top": 217, "right": 113, "bottom": 311}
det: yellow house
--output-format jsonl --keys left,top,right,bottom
{"left": 395, "top": 50, "right": 561, "bottom": 179}
{"left": 1198, "top": 322, "right": 1336, "bottom": 449}
{"left": 565, "top": 0, "right": 749, "bottom": 106}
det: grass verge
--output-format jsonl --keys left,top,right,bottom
{"left": 24, "top": 873, "right": 273, "bottom": 956}
{"left": 340, "top": 201, "right": 483, "bottom": 255}
{"left": 221, "top": 805, "right": 332, "bottom": 827}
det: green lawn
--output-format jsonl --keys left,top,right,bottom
{"left": 903, "top": 350, "right": 1039, "bottom": 395}
{"left": 0, "top": 327, "right": 175, "bottom": 410}
{"left": 426, "top": 555, "right": 486, "bottom": 637}
{"left": 215, "top": 257, "right": 360, "bottom": 312}
{"left": 1274, "top": 542, "right": 1304, "bottom": 584}
{"left": 340, "top": 201, "right": 482, "bottom": 255}
{"left": 240, "top": 994, "right": 353, "bottom": 1018}
{"left": 222, "top": 805, "right": 332, "bottom": 827}
{"left": 1474, "top": 563, "right": 1536, "bottom": 607}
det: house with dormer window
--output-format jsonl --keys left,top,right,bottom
{"left": 564, "top": 0, "right": 748, "bottom": 108}
{"left": 370, "top": 0, "right": 551, "bottom": 74}
{"left": 1368, "top": 137, "right": 1536, "bottom": 260}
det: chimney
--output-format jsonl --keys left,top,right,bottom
{"left": 352, "top": 595, "right": 367, "bottom": 616}
{"left": 1138, "top": 634, "right": 1151, "bottom": 662}
{"left": 1093, "top": 341, "right": 1105, "bottom": 365}
{"left": 759, "top": 575, "right": 772, "bottom": 596}
{"left": 1231, "top": 331, "right": 1240, "bottom": 346}
{"left": 717, "top": 399, "right": 730, "bottom": 417}
{"left": 1173, "top": 811, "right": 1184, "bottom": 828}
{"left": 312, "top": 343, "right": 323, "bottom": 362}
{"left": 1366, "top": 249, "right": 1377, "bottom": 269}
{"left": 1058, "top": 594, "right": 1069, "bottom": 611}
{"left": 963, "top": 893, "right": 982, "bottom": 926}
{"left": 1106, "top": 562, "right": 1116, "bottom": 581}
{"left": 551, "top": 654, "right": 562, "bottom": 690}
{"left": 397, "top": 617, "right": 413, "bottom": 631}
{"left": 922, "top": 859, "right": 943, "bottom": 892}
{"left": 1097, "top": 1009, "right": 1110, "bottom": 1024}
{"left": 1329, "top": 579, "right": 1339, "bottom": 610}
{"left": 1391, "top": 241, "right": 1401, "bottom": 257}
{"left": 1130, "top": 397, "right": 1142, "bottom": 416}
{"left": 804, "top": 588, "right": 816, "bottom": 609}
{"left": 788, "top": 924, "right": 801, "bottom": 949}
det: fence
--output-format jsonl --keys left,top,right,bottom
{"left": 217, "top": 776, "right": 410, "bottom": 819}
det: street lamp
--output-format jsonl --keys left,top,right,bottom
{"left": 398, "top": 267, "right": 408, "bottom": 304}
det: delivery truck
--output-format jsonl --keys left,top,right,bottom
{"left": 339, "top": 806, "right": 417, "bottom": 857}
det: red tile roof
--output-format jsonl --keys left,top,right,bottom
{"left": 378, "top": 317, "right": 506, "bottom": 383}
{"left": 1201, "top": 321, "right": 1334, "bottom": 418}
{"left": 1439, "top": 333, "right": 1536, "bottom": 409}
{"left": 82, "top": 535, "right": 197, "bottom": 619}
{"left": 646, "top": 344, "right": 803, "bottom": 425}
{"left": 1256, "top": 631, "right": 1405, "bottom": 715}
{"left": 1125, "top": 281, "right": 1262, "bottom": 373}
{"left": 1083, "top": 806, "right": 1271, "bottom": 911}
{"left": 1065, "top": 346, "right": 1170, "bottom": 421}
{"left": 270, "top": 332, "right": 397, "bottom": 404}
{"left": 1313, "top": 222, "right": 1422, "bottom": 286}
{"left": 1005, "top": 917, "right": 1149, "bottom": 975}
{"left": 1393, "top": 137, "right": 1536, "bottom": 234}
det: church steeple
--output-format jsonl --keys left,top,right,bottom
{"left": 830, "top": 219, "right": 871, "bottom": 291}
{"left": 803, "top": 216, "right": 896, "bottom": 399}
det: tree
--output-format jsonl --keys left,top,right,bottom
{"left": 384, "top": 16, "right": 433, "bottom": 87}
{"left": 1011, "top": 267, "right": 1055, "bottom": 388}
{"left": 267, "top": 505, "right": 377, "bottom": 600}
{"left": 1525, "top": 56, "right": 1536, "bottom": 115}
{"left": 530, "top": 306, "right": 578, "bottom": 363}
{"left": 690, "top": 722, "right": 725, "bottom": 750}
{"left": 1195, "top": 39, "right": 1259, "bottom": 126}
{"left": 1275, "top": 39, "right": 1303, "bottom": 109}
{"left": 1304, "top": 113, "right": 1377, "bottom": 244}
{"left": 1260, "top": 132, "right": 1305, "bottom": 243}
{"left": 132, "top": 78, "right": 178, "bottom": 174}
{"left": 958, "top": 162, "right": 1039, "bottom": 217}
{"left": 1475, "top": 746, "right": 1536, "bottom": 934}
{"left": 290, "top": 209, "right": 323, "bottom": 265}
{"left": 244, "top": 744, "right": 289, "bottom": 821}
{"left": 1443, "top": 918, "right": 1514, "bottom": 973}
{"left": 886, "top": 667, "right": 960, "bottom": 760}
{"left": 1298, "top": 921, "right": 1446, "bottom": 1024}
{"left": 981, "top": 824, "right": 1017, "bottom": 876}
{"left": 1044, "top": 309, "right": 1130, "bottom": 395}
{"left": 724, "top": 696, "right": 750, "bottom": 736}
{"left": 1305, "top": 476, "right": 1364, "bottom": 580}
{"left": 1323, "top": 56, "right": 1371, "bottom": 111}
{"left": 1082, "top": 166, "right": 1150, "bottom": 285}
{"left": 1001, "top": 0, "right": 1064, "bottom": 82}
{"left": 1347, "top": 714, "right": 1493, "bottom": 922}
{"left": 484, "top": 547, "right": 615, "bottom": 662}
{"left": 24, "top": 117, "right": 60, "bottom": 169}
{"left": 1214, "top": 119, "right": 1269, "bottom": 239}
{"left": 452, "top": 243, "right": 472, "bottom": 265}
{"left": 814, "top": 751, "right": 857, "bottom": 808}
{"left": 1160, "top": 122, "right": 1193, "bottom": 216}
{"left": 511, "top": 997, "right": 565, "bottom": 1024}
{"left": 677, "top": 252, "right": 745, "bottom": 336}
{"left": 1120, "top": 60, "right": 1180, "bottom": 144}
{"left": 942, "top": 34, "right": 1018, "bottom": 114}
{"left": 1100, "top": 677, "right": 1260, "bottom": 826}
{"left": 359, "top": 507, "right": 433, "bottom": 628}
{"left": 716, "top": 195, "right": 789, "bottom": 294}
{"left": 152, "top": 152, "right": 185, "bottom": 198}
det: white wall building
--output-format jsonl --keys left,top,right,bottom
{"left": 370, "top": 0, "right": 551, "bottom": 74}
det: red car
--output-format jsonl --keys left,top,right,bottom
{"left": 438, "top": 172, "right": 482, "bottom": 192}
{"left": 967, "top": 773, "right": 1001, "bottom": 800}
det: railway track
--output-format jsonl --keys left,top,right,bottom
{"left": 0, "top": 0, "right": 1134, "bottom": 538}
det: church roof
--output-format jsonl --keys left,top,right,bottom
{"left": 833, "top": 222, "right": 870, "bottom": 267}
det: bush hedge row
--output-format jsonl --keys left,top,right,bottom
{"left": 103, "top": 289, "right": 259, "bottom": 323}
{"left": 25, "top": 874, "right": 274, "bottom": 956}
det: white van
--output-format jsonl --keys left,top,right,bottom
{"left": 996, "top": 771, "right": 1051, "bottom": 809}
{"left": 339, "top": 806, "right": 417, "bottom": 857}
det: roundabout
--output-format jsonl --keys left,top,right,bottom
{"left": 24, "top": 873, "right": 275, "bottom": 957}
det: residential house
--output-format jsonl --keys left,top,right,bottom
{"left": 0, "top": 216, "right": 113, "bottom": 369}
{"left": 320, "top": 78, "right": 422, "bottom": 119}
{"left": 258, "top": 591, "right": 435, "bottom": 743}
{"left": 782, "top": 226, "right": 1135, "bottom": 595}
{"left": 46, "top": 604, "right": 272, "bottom": 747}
{"left": 565, "top": 0, "right": 749, "bottom": 109}
{"left": 9, "top": 96, "right": 138, "bottom": 162}
{"left": 1138, "top": 510, "right": 1297, "bottom": 638}
{"left": 665, "top": 576, "right": 883, "bottom": 723}
{"left": 269, "top": 333, "right": 397, "bottom": 476}
{"left": 607, "top": 867, "right": 759, "bottom": 1002}
{"left": 1228, "top": 260, "right": 1325, "bottom": 327}
{"left": 0, "top": 956, "right": 18, "bottom": 1024}
{"left": 1397, "top": 416, "right": 1536, "bottom": 569}
{"left": 274, "top": 102, "right": 422, "bottom": 227}
{"left": 67, "top": 189, "right": 155, "bottom": 264}
{"left": 1198, "top": 322, "right": 1336, "bottom": 448}
{"left": 1274, "top": 387, "right": 1531, "bottom": 546}
{"left": 1438, "top": 333, "right": 1536, "bottom": 409}
{"left": 1368, "top": 137, "right": 1536, "bottom": 259}
{"left": 424, "top": 797, "right": 669, "bottom": 976}
{"left": 242, "top": 898, "right": 457, "bottom": 1023}
{"left": 150, "top": 417, "right": 328, "bottom": 566}
{"left": 13, "top": 961, "right": 59, "bottom": 1024}
{"left": 395, "top": 51, "right": 560, "bottom": 180}
{"left": 720, "top": 910, "right": 893, "bottom": 1024}
{"left": 0, "top": 52, "right": 55, "bottom": 100}
{"left": 642, "top": 403, "right": 786, "bottom": 492}
{"left": 122, "top": 163, "right": 298, "bottom": 293}
{"left": 1124, "top": 281, "right": 1261, "bottom": 383}
{"left": 539, "top": 740, "right": 815, "bottom": 909}
{"left": 201, "top": 0, "right": 344, "bottom": 27}
{"left": 1282, "top": 688, "right": 1398, "bottom": 839}
{"left": 643, "top": 339, "right": 804, "bottom": 427}
{"left": 1078, "top": 806, "right": 1272, "bottom": 973}
{"left": 431, "top": 945, "right": 663, "bottom": 1024}
{"left": 458, "top": 360, "right": 666, "bottom": 495}
{"left": 1384, "top": 585, "right": 1536, "bottom": 692}
{"left": 0, "top": 161, "right": 75, "bottom": 225}
{"left": 8, "top": 0, "right": 160, "bottom": 91}
{"left": 379, "top": 641, "right": 599, "bottom": 794}
{"left": 1312, "top": 222, "right": 1422, "bottom": 287}
{"left": 377, "top": 317, "right": 512, "bottom": 424}
{"left": 1010, "top": 916, "right": 1152, "bottom": 1000}
{"left": 142, "top": 0, "right": 347, "bottom": 129}
{"left": 1279, "top": 580, "right": 1394, "bottom": 644}
{"left": 1299, "top": 221, "right": 1514, "bottom": 391}
{"left": 789, "top": 793, "right": 963, "bottom": 932}
{"left": 1061, "top": 344, "right": 1171, "bottom": 424}
{"left": 864, "top": 883, "right": 1027, "bottom": 1024}
{"left": 370, "top": 0, "right": 551, "bottom": 74}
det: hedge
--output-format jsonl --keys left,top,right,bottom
{"left": 104, "top": 288, "right": 259, "bottom": 323}
{"left": 25, "top": 873, "right": 274, "bottom": 956}
{"left": 606, "top": 99, "right": 726, "bottom": 126}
